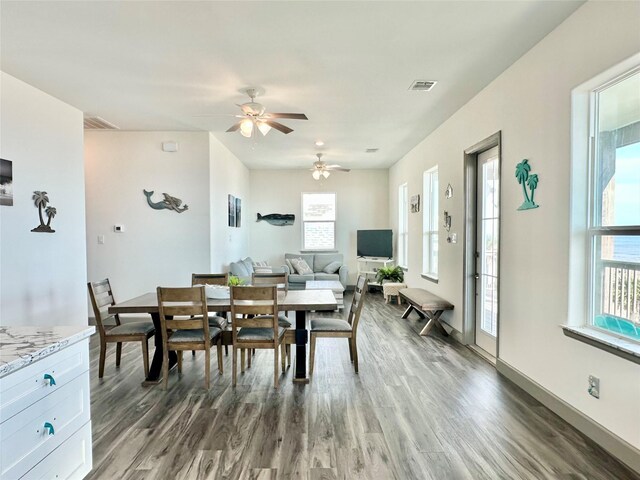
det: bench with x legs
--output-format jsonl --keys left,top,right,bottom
{"left": 399, "top": 288, "right": 454, "bottom": 337}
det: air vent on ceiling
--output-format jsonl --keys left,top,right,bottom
{"left": 366, "top": 148, "right": 379, "bottom": 153}
{"left": 409, "top": 80, "right": 437, "bottom": 92}
{"left": 83, "top": 116, "right": 119, "bottom": 130}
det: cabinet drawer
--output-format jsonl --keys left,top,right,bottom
{"left": 0, "top": 340, "right": 89, "bottom": 423}
{"left": 0, "top": 373, "right": 91, "bottom": 480}
{"left": 22, "top": 421, "right": 92, "bottom": 480}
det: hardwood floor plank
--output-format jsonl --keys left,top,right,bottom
{"left": 85, "top": 292, "right": 639, "bottom": 480}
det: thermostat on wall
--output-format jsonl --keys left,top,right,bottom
{"left": 162, "top": 141, "right": 179, "bottom": 152}
{"left": 114, "top": 225, "right": 125, "bottom": 233}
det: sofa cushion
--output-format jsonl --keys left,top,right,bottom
{"left": 288, "top": 273, "right": 315, "bottom": 284}
{"left": 285, "top": 253, "right": 315, "bottom": 268}
{"left": 314, "top": 273, "right": 340, "bottom": 283}
{"left": 291, "top": 257, "right": 313, "bottom": 275}
{"left": 230, "top": 259, "right": 250, "bottom": 277}
{"left": 323, "top": 260, "right": 342, "bottom": 274}
{"left": 285, "top": 258, "right": 295, "bottom": 274}
{"left": 241, "top": 257, "right": 254, "bottom": 274}
{"left": 313, "top": 253, "right": 343, "bottom": 273}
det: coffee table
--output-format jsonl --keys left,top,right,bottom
{"left": 305, "top": 280, "right": 344, "bottom": 310}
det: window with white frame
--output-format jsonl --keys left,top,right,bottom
{"left": 398, "top": 183, "right": 408, "bottom": 268}
{"left": 302, "top": 192, "right": 336, "bottom": 250}
{"left": 588, "top": 68, "right": 640, "bottom": 342}
{"left": 423, "top": 167, "right": 439, "bottom": 279}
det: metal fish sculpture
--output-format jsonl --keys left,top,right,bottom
{"left": 256, "top": 213, "right": 295, "bottom": 226}
{"left": 143, "top": 190, "right": 189, "bottom": 213}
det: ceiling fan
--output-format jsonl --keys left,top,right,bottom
{"left": 311, "top": 153, "right": 350, "bottom": 180}
{"left": 225, "top": 88, "right": 308, "bottom": 137}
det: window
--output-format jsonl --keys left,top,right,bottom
{"left": 588, "top": 68, "right": 640, "bottom": 342}
{"left": 422, "top": 167, "right": 439, "bottom": 279}
{"left": 302, "top": 192, "right": 336, "bottom": 250}
{"left": 398, "top": 183, "right": 408, "bottom": 268}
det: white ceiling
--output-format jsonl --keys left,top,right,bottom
{"left": 0, "top": 1, "right": 584, "bottom": 170}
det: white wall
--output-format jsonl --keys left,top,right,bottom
{"left": 249, "top": 169, "right": 389, "bottom": 285}
{"left": 209, "top": 133, "right": 250, "bottom": 272}
{"left": 85, "top": 131, "right": 211, "bottom": 301}
{"left": 389, "top": 2, "right": 640, "bottom": 449}
{"left": 0, "top": 72, "right": 87, "bottom": 326}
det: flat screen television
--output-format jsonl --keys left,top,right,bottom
{"left": 357, "top": 229, "right": 393, "bottom": 258}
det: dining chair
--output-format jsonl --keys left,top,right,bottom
{"left": 309, "top": 275, "right": 368, "bottom": 375}
{"left": 157, "top": 286, "right": 224, "bottom": 390}
{"left": 251, "top": 272, "right": 293, "bottom": 366}
{"left": 230, "top": 285, "right": 286, "bottom": 389}
{"left": 88, "top": 279, "right": 155, "bottom": 379}
{"left": 191, "top": 273, "right": 231, "bottom": 355}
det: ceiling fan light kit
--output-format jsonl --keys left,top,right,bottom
{"left": 310, "top": 153, "right": 349, "bottom": 180}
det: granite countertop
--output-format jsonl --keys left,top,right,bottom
{"left": 0, "top": 325, "right": 95, "bottom": 378}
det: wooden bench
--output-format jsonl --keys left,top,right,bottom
{"left": 399, "top": 288, "right": 454, "bottom": 336}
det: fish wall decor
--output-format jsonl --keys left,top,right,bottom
{"left": 256, "top": 213, "right": 295, "bottom": 226}
{"left": 144, "top": 190, "right": 188, "bottom": 213}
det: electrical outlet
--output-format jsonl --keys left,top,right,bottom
{"left": 97, "top": 235, "right": 105, "bottom": 245}
{"left": 588, "top": 375, "right": 600, "bottom": 399}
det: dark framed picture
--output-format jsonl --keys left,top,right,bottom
{"left": 0, "top": 159, "right": 13, "bottom": 206}
{"left": 410, "top": 194, "right": 420, "bottom": 213}
{"left": 235, "top": 197, "right": 242, "bottom": 228}
{"left": 228, "top": 194, "right": 235, "bottom": 227}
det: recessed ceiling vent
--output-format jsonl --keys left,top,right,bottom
{"left": 409, "top": 80, "right": 437, "bottom": 92}
{"left": 366, "top": 148, "right": 379, "bottom": 153}
{"left": 83, "top": 116, "right": 119, "bottom": 130}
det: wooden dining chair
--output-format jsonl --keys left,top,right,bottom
{"left": 191, "top": 273, "right": 231, "bottom": 355}
{"left": 157, "top": 286, "right": 224, "bottom": 390}
{"left": 309, "top": 275, "right": 368, "bottom": 375}
{"left": 230, "top": 285, "right": 286, "bottom": 389}
{"left": 88, "top": 279, "right": 155, "bottom": 379}
{"left": 251, "top": 272, "right": 293, "bottom": 366}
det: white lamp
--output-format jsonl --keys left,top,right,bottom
{"left": 312, "top": 170, "right": 321, "bottom": 180}
{"left": 240, "top": 118, "right": 254, "bottom": 138}
{"left": 257, "top": 121, "right": 271, "bottom": 136}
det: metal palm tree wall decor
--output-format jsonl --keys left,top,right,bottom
{"left": 31, "top": 191, "right": 57, "bottom": 232}
{"left": 515, "top": 159, "right": 540, "bottom": 211}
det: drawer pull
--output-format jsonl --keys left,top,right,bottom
{"left": 44, "top": 373, "right": 57, "bottom": 386}
{"left": 43, "top": 422, "right": 55, "bottom": 436}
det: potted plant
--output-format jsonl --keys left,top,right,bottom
{"left": 375, "top": 266, "right": 404, "bottom": 284}
{"left": 228, "top": 275, "right": 245, "bottom": 286}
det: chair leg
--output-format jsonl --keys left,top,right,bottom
{"left": 287, "top": 344, "right": 291, "bottom": 367}
{"left": 248, "top": 348, "right": 252, "bottom": 368}
{"left": 162, "top": 347, "right": 169, "bottom": 390}
{"left": 274, "top": 344, "right": 279, "bottom": 389}
{"left": 205, "top": 348, "right": 210, "bottom": 390}
{"left": 232, "top": 347, "right": 237, "bottom": 387}
{"left": 141, "top": 338, "right": 150, "bottom": 378}
{"left": 98, "top": 342, "right": 107, "bottom": 379}
{"left": 352, "top": 337, "right": 359, "bottom": 373}
{"left": 281, "top": 341, "right": 286, "bottom": 373}
{"left": 217, "top": 338, "right": 223, "bottom": 375}
{"left": 348, "top": 338, "right": 353, "bottom": 363}
{"left": 225, "top": 345, "right": 229, "bottom": 356}
{"left": 309, "top": 334, "right": 317, "bottom": 375}
{"left": 115, "top": 342, "right": 122, "bottom": 367}
{"left": 177, "top": 350, "right": 183, "bottom": 374}
{"left": 192, "top": 350, "right": 196, "bottom": 356}
{"left": 241, "top": 348, "right": 246, "bottom": 374}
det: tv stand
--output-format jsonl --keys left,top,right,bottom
{"left": 357, "top": 257, "right": 395, "bottom": 289}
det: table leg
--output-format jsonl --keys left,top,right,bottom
{"left": 292, "top": 310, "right": 309, "bottom": 384}
{"left": 143, "top": 312, "right": 177, "bottom": 386}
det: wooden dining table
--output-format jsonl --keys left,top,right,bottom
{"left": 108, "top": 289, "right": 337, "bottom": 385}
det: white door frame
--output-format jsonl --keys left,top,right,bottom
{"left": 462, "top": 131, "right": 502, "bottom": 359}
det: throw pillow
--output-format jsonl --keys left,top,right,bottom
{"left": 323, "top": 260, "right": 342, "bottom": 274}
{"left": 285, "top": 258, "right": 295, "bottom": 274}
{"left": 291, "top": 257, "right": 313, "bottom": 275}
{"left": 242, "top": 257, "right": 254, "bottom": 274}
{"left": 254, "top": 266, "right": 273, "bottom": 274}
{"left": 252, "top": 260, "right": 269, "bottom": 267}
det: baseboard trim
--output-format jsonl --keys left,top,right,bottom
{"left": 496, "top": 358, "right": 640, "bottom": 475}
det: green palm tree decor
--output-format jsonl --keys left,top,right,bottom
{"left": 31, "top": 191, "right": 57, "bottom": 233}
{"left": 515, "top": 159, "right": 540, "bottom": 211}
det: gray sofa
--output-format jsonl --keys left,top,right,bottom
{"left": 283, "top": 253, "right": 348, "bottom": 290}
{"left": 228, "top": 257, "right": 286, "bottom": 284}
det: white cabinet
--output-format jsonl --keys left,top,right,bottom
{"left": 357, "top": 257, "right": 395, "bottom": 287}
{"left": 0, "top": 333, "right": 93, "bottom": 480}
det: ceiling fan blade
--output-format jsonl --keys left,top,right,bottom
{"left": 266, "top": 113, "right": 308, "bottom": 120}
{"left": 325, "top": 166, "right": 351, "bottom": 172}
{"left": 264, "top": 120, "right": 293, "bottom": 134}
{"left": 192, "top": 113, "right": 238, "bottom": 117}
{"left": 226, "top": 121, "right": 242, "bottom": 132}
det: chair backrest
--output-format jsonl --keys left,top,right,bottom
{"left": 192, "top": 273, "right": 228, "bottom": 286}
{"left": 347, "top": 275, "right": 368, "bottom": 335}
{"left": 230, "top": 286, "right": 279, "bottom": 343}
{"left": 88, "top": 279, "right": 120, "bottom": 338}
{"left": 157, "top": 286, "right": 209, "bottom": 345}
{"left": 251, "top": 272, "right": 288, "bottom": 291}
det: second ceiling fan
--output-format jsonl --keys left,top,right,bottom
{"left": 311, "top": 153, "right": 350, "bottom": 179}
{"left": 227, "top": 88, "right": 308, "bottom": 137}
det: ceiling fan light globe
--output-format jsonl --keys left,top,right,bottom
{"left": 322, "top": 171, "right": 330, "bottom": 179}
{"left": 312, "top": 170, "right": 321, "bottom": 180}
{"left": 240, "top": 118, "right": 254, "bottom": 137}
{"left": 257, "top": 122, "right": 271, "bottom": 136}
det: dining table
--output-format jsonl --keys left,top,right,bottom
{"left": 108, "top": 289, "right": 337, "bottom": 385}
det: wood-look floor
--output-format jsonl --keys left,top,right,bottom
{"left": 86, "top": 293, "right": 638, "bottom": 480}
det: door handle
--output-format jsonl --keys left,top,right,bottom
{"left": 474, "top": 274, "right": 480, "bottom": 279}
